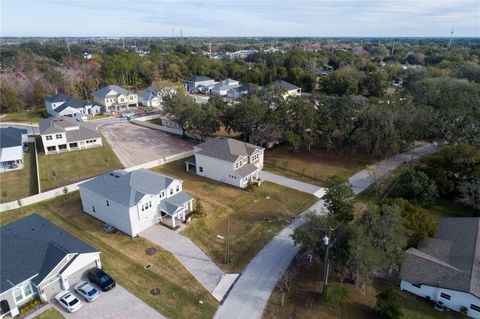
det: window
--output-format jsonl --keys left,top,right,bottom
{"left": 471, "top": 304, "right": 480, "bottom": 312}
{"left": 440, "top": 293, "right": 451, "bottom": 300}
{"left": 176, "top": 185, "right": 179, "bottom": 192}
{"left": 170, "top": 189, "right": 173, "bottom": 195}
{"left": 149, "top": 201, "right": 152, "bottom": 208}
{"left": 120, "top": 98, "right": 125, "bottom": 102}
{"left": 46, "top": 135, "right": 53, "bottom": 141}
{"left": 12, "top": 283, "right": 33, "bottom": 303}
{"left": 106, "top": 200, "right": 109, "bottom": 207}
{"left": 47, "top": 146, "right": 56, "bottom": 152}
{"left": 92, "top": 206, "right": 95, "bottom": 213}
{"left": 141, "top": 204, "right": 145, "bottom": 211}
{"left": 130, "top": 96, "right": 133, "bottom": 100}
{"left": 199, "top": 167, "right": 203, "bottom": 173}
{"left": 412, "top": 283, "right": 422, "bottom": 289}
{"left": 58, "top": 144, "right": 67, "bottom": 150}
{"left": 13, "top": 288, "right": 22, "bottom": 303}
{"left": 55, "top": 134, "right": 62, "bottom": 139}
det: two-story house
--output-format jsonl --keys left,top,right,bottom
{"left": 138, "top": 84, "right": 177, "bottom": 108}
{"left": 210, "top": 78, "right": 240, "bottom": 96}
{"left": 263, "top": 80, "right": 301, "bottom": 98}
{"left": 0, "top": 127, "right": 28, "bottom": 172}
{"left": 183, "top": 76, "right": 215, "bottom": 93}
{"left": 78, "top": 168, "right": 194, "bottom": 236}
{"left": 0, "top": 214, "right": 101, "bottom": 318}
{"left": 185, "top": 137, "right": 264, "bottom": 188}
{"left": 44, "top": 93, "right": 102, "bottom": 119}
{"left": 400, "top": 218, "right": 480, "bottom": 319}
{"left": 39, "top": 117, "right": 102, "bottom": 155}
{"left": 91, "top": 85, "right": 138, "bottom": 113}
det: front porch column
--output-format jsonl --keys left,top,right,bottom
{"left": 182, "top": 210, "right": 186, "bottom": 221}
{"left": 189, "top": 200, "right": 193, "bottom": 211}
{"left": 171, "top": 215, "right": 176, "bottom": 228}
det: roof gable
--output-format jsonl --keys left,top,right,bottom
{"left": 195, "top": 137, "right": 263, "bottom": 163}
{"left": 0, "top": 127, "right": 27, "bottom": 149}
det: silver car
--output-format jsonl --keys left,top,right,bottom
{"left": 74, "top": 281, "right": 100, "bottom": 302}
{"left": 55, "top": 290, "right": 83, "bottom": 313}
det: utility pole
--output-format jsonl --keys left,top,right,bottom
{"left": 224, "top": 218, "right": 230, "bottom": 264}
{"left": 322, "top": 228, "right": 333, "bottom": 294}
{"left": 448, "top": 26, "right": 454, "bottom": 49}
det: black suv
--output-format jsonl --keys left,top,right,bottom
{"left": 87, "top": 268, "right": 116, "bottom": 292}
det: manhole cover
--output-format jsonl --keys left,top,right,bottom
{"left": 145, "top": 247, "right": 156, "bottom": 255}
{"left": 150, "top": 287, "right": 161, "bottom": 296}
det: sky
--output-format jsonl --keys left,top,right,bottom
{"left": 1, "top": 0, "right": 479, "bottom": 37}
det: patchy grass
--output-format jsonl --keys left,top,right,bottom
{"left": 428, "top": 197, "right": 476, "bottom": 218}
{"left": 153, "top": 160, "right": 317, "bottom": 273}
{"left": 33, "top": 307, "right": 64, "bottom": 319}
{"left": 264, "top": 145, "right": 376, "bottom": 186}
{"left": 263, "top": 259, "right": 465, "bottom": 319}
{"left": 1, "top": 193, "right": 217, "bottom": 319}
{"left": 0, "top": 109, "right": 46, "bottom": 123}
{"left": 0, "top": 143, "right": 38, "bottom": 203}
{"left": 37, "top": 137, "right": 122, "bottom": 190}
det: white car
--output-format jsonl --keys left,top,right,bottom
{"left": 74, "top": 281, "right": 100, "bottom": 302}
{"left": 55, "top": 290, "right": 83, "bottom": 313}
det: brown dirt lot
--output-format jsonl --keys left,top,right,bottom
{"left": 100, "top": 122, "right": 197, "bottom": 167}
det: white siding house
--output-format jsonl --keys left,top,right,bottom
{"left": 183, "top": 76, "right": 215, "bottom": 93}
{"left": 0, "top": 127, "right": 28, "bottom": 172}
{"left": 45, "top": 93, "right": 101, "bottom": 119}
{"left": 399, "top": 218, "right": 480, "bottom": 319}
{"left": 0, "top": 215, "right": 101, "bottom": 318}
{"left": 92, "top": 85, "right": 138, "bottom": 113}
{"left": 79, "top": 169, "right": 193, "bottom": 236}
{"left": 185, "top": 137, "right": 264, "bottom": 188}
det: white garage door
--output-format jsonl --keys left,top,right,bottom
{"left": 66, "top": 261, "right": 97, "bottom": 287}
{"left": 42, "top": 278, "right": 63, "bottom": 299}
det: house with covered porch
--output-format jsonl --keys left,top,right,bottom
{"left": 78, "top": 168, "right": 193, "bottom": 235}
{"left": 186, "top": 137, "right": 264, "bottom": 188}
{"left": 92, "top": 85, "right": 138, "bottom": 113}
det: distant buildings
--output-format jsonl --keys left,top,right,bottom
{"left": 263, "top": 80, "right": 301, "bottom": 98}
{"left": 92, "top": 85, "right": 138, "bottom": 113}
{"left": 400, "top": 217, "right": 480, "bottom": 319}
{"left": 39, "top": 117, "right": 102, "bottom": 155}
{"left": 183, "top": 76, "right": 215, "bottom": 93}
{"left": 45, "top": 93, "right": 102, "bottom": 119}
{"left": 0, "top": 127, "right": 28, "bottom": 172}
{"left": 210, "top": 78, "right": 240, "bottom": 96}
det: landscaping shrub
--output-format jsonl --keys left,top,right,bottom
{"left": 19, "top": 298, "right": 42, "bottom": 314}
{"left": 375, "top": 288, "right": 403, "bottom": 319}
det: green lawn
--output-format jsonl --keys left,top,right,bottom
{"left": 428, "top": 197, "right": 476, "bottom": 218}
{"left": 0, "top": 143, "right": 38, "bottom": 203}
{"left": 264, "top": 145, "right": 376, "bottom": 186}
{"left": 153, "top": 160, "right": 317, "bottom": 273}
{"left": 37, "top": 137, "right": 122, "bottom": 190}
{"left": 1, "top": 193, "right": 218, "bottom": 319}
{"left": 33, "top": 307, "right": 64, "bottom": 319}
{"left": 0, "top": 110, "right": 46, "bottom": 123}
{"left": 263, "top": 259, "right": 465, "bottom": 319}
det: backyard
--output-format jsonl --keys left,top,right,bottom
{"left": 264, "top": 145, "right": 376, "bottom": 186}
{"left": 0, "top": 109, "right": 46, "bottom": 123}
{"left": 37, "top": 137, "right": 123, "bottom": 190}
{"left": 0, "top": 143, "right": 38, "bottom": 203}
{"left": 263, "top": 258, "right": 465, "bottom": 319}
{"left": 152, "top": 160, "right": 317, "bottom": 273}
{"left": 1, "top": 193, "right": 218, "bottom": 319}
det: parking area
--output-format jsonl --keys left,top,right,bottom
{"left": 52, "top": 284, "right": 165, "bottom": 319}
{"left": 100, "top": 121, "right": 196, "bottom": 167}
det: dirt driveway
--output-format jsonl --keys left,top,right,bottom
{"left": 100, "top": 122, "right": 196, "bottom": 167}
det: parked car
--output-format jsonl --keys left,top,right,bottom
{"left": 74, "top": 281, "right": 100, "bottom": 302}
{"left": 88, "top": 268, "right": 116, "bottom": 291}
{"left": 55, "top": 291, "right": 83, "bottom": 313}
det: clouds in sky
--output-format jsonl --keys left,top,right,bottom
{"left": 1, "top": 0, "right": 479, "bottom": 37}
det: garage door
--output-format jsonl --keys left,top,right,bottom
{"left": 66, "top": 261, "right": 97, "bottom": 287}
{"left": 41, "top": 278, "right": 63, "bottom": 299}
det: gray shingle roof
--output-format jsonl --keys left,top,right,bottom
{"left": 79, "top": 169, "right": 177, "bottom": 207}
{"left": 159, "top": 192, "right": 192, "bottom": 215}
{"left": 264, "top": 80, "right": 300, "bottom": 92}
{"left": 0, "top": 127, "right": 27, "bottom": 148}
{"left": 54, "top": 96, "right": 89, "bottom": 113}
{"left": 399, "top": 217, "right": 480, "bottom": 298}
{"left": 39, "top": 117, "right": 101, "bottom": 142}
{"left": 0, "top": 214, "right": 97, "bottom": 293}
{"left": 195, "top": 137, "right": 263, "bottom": 163}
{"left": 92, "top": 85, "right": 132, "bottom": 98}
{"left": 234, "top": 163, "right": 259, "bottom": 178}
{"left": 45, "top": 93, "right": 70, "bottom": 103}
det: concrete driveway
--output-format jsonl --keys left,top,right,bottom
{"left": 100, "top": 121, "right": 196, "bottom": 167}
{"left": 259, "top": 171, "right": 324, "bottom": 198}
{"left": 52, "top": 284, "right": 165, "bottom": 319}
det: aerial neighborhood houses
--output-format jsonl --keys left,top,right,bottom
{"left": 137, "top": 84, "right": 177, "bottom": 108}
{"left": 39, "top": 117, "right": 102, "bottom": 155}
{"left": 45, "top": 94, "right": 102, "bottom": 120}
{"left": 185, "top": 137, "right": 264, "bottom": 188}
{"left": 0, "top": 127, "right": 28, "bottom": 172}
{"left": 263, "top": 80, "right": 301, "bottom": 98}
{"left": 210, "top": 78, "right": 241, "bottom": 96}
{"left": 183, "top": 75, "right": 216, "bottom": 94}
{"left": 0, "top": 214, "right": 102, "bottom": 318}
{"left": 400, "top": 218, "right": 480, "bottom": 319}
{"left": 92, "top": 85, "right": 138, "bottom": 113}
{"left": 78, "top": 168, "right": 194, "bottom": 235}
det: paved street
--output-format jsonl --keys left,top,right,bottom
{"left": 215, "top": 143, "right": 438, "bottom": 319}
{"left": 259, "top": 171, "right": 324, "bottom": 198}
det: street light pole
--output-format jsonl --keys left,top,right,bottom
{"left": 322, "top": 228, "right": 333, "bottom": 294}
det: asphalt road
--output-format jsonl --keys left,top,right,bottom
{"left": 214, "top": 143, "right": 438, "bottom": 319}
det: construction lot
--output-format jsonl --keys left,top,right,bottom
{"left": 100, "top": 122, "right": 196, "bottom": 167}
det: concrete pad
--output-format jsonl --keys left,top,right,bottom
{"left": 259, "top": 171, "right": 324, "bottom": 198}
{"left": 212, "top": 274, "right": 240, "bottom": 302}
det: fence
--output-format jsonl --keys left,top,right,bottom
{"left": 131, "top": 116, "right": 204, "bottom": 141}
{"left": 0, "top": 150, "right": 194, "bottom": 212}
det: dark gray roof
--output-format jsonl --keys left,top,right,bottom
{"left": 264, "top": 80, "right": 300, "bottom": 92}
{"left": 235, "top": 164, "right": 259, "bottom": 177}
{"left": 185, "top": 76, "right": 213, "bottom": 82}
{"left": 92, "top": 85, "right": 132, "bottom": 98}
{"left": 54, "top": 96, "right": 89, "bottom": 113}
{"left": 39, "top": 117, "right": 101, "bottom": 141}
{"left": 0, "top": 127, "right": 27, "bottom": 148}
{"left": 79, "top": 169, "right": 177, "bottom": 207}
{"left": 399, "top": 217, "right": 480, "bottom": 298}
{"left": 195, "top": 137, "right": 263, "bottom": 163}
{"left": 159, "top": 192, "right": 192, "bottom": 215}
{"left": 45, "top": 93, "right": 70, "bottom": 103}
{"left": 0, "top": 214, "right": 97, "bottom": 293}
